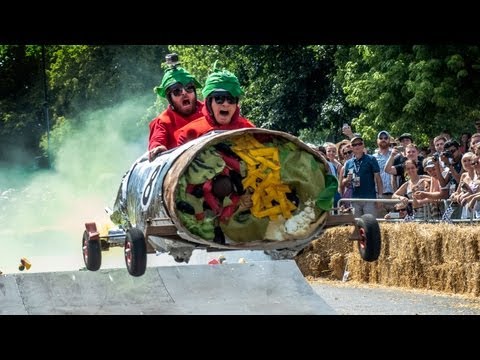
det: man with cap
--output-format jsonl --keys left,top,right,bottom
{"left": 373, "top": 130, "right": 394, "bottom": 217}
{"left": 398, "top": 132, "right": 413, "bottom": 146}
{"left": 148, "top": 54, "right": 204, "bottom": 161}
{"left": 174, "top": 64, "right": 254, "bottom": 146}
{"left": 342, "top": 134, "right": 383, "bottom": 217}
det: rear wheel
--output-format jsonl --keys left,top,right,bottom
{"left": 356, "top": 214, "right": 381, "bottom": 262}
{"left": 82, "top": 230, "right": 102, "bottom": 271}
{"left": 124, "top": 228, "right": 147, "bottom": 277}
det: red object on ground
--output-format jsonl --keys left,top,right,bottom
{"left": 208, "top": 259, "right": 220, "bottom": 265}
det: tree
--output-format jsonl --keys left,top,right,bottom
{"left": 0, "top": 45, "right": 168, "bottom": 164}
{"left": 169, "top": 45, "right": 356, "bottom": 143}
{"left": 335, "top": 45, "right": 480, "bottom": 147}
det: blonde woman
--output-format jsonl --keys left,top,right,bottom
{"left": 450, "top": 152, "right": 480, "bottom": 219}
{"left": 392, "top": 159, "right": 432, "bottom": 219}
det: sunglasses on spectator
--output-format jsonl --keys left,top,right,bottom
{"left": 343, "top": 150, "right": 353, "bottom": 155}
{"left": 213, "top": 95, "right": 237, "bottom": 105}
{"left": 169, "top": 84, "right": 195, "bottom": 97}
{"left": 351, "top": 142, "right": 363, "bottom": 147}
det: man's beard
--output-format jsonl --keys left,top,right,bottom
{"left": 175, "top": 98, "right": 196, "bottom": 116}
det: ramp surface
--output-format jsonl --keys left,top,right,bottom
{"left": 0, "top": 260, "right": 334, "bottom": 314}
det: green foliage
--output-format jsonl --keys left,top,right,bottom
{"left": 1, "top": 45, "right": 167, "bottom": 164}
{"left": 336, "top": 45, "right": 480, "bottom": 147}
{"left": 6, "top": 43, "right": 480, "bottom": 168}
{"left": 169, "top": 45, "right": 356, "bottom": 140}
{"left": 48, "top": 45, "right": 166, "bottom": 117}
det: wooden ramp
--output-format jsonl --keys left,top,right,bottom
{"left": 0, "top": 260, "right": 334, "bottom": 315}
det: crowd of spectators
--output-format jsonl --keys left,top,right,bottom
{"left": 314, "top": 120, "right": 480, "bottom": 221}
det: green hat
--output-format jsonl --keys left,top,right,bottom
{"left": 154, "top": 66, "right": 201, "bottom": 98}
{"left": 202, "top": 67, "right": 244, "bottom": 99}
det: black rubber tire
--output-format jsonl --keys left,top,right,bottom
{"left": 356, "top": 214, "right": 381, "bottom": 262}
{"left": 82, "top": 230, "right": 102, "bottom": 271}
{"left": 124, "top": 228, "right": 147, "bottom": 277}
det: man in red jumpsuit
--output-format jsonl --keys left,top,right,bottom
{"left": 148, "top": 58, "right": 203, "bottom": 161}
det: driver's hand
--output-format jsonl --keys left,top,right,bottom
{"left": 149, "top": 145, "right": 167, "bottom": 162}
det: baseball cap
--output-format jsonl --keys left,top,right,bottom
{"left": 424, "top": 159, "right": 435, "bottom": 169}
{"left": 398, "top": 133, "right": 413, "bottom": 141}
{"left": 377, "top": 130, "right": 390, "bottom": 139}
{"left": 351, "top": 133, "right": 363, "bottom": 143}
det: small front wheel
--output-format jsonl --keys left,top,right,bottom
{"left": 82, "top": 230, "right": 102, "bottom": 271}
{"left": 124, "top": 228, "right": 147, "bottom": 277}
{"left": 356, "top": 214, "right": 381, "bottom": 262}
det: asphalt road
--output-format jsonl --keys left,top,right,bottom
{"left": 310, "top": 279, "right": 480, "bottom": 315}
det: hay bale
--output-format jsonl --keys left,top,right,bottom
{"left": 297, "top": 222, "right": 480, "bottom": 296}
{"left": 296, "top": 225, "right": 353, "bottom": 279}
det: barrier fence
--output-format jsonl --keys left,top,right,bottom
{"left": 336, "top": 198, "right": 480, "bottom": 224}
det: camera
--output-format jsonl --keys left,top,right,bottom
{"left": 165, "top": 53, "right": 180, "bottom": 67}
{"left": 432, "top": 152, "right": 440, "bottom": 161}
{"left": 442, "top": 150, "right": 453, "bottom": 158}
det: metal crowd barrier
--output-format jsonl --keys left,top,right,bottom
{"left": 336, "top": 198, "right": 480, "bottom": 224}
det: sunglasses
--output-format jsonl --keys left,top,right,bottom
{"left": 169, "top": 84, "right": 195, "bottom": 97}
{"left": 351, "top": 142, "right": 363, "bottom": 147}
{"left": 213, "top": 95, "right": 237, "bottom": 105}
{"left": 343, "top": 150, "right": 353, "bottom": 156}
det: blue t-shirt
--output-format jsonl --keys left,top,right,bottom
{"left": 343, "top": 154, "right": 380, "bottom": 199}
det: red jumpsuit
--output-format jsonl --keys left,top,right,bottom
{"left": 174, "top": 105, "right": 255, "bottom": 146}
{"left": 148, "top": 100, "right": 204, "bottom": 151}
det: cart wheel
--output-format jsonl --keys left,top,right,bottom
{"left": 356, "top": 214, "right": 381, "bottom": 262}
{"left": 82, "top": 230, "right": 102, "bottom": 271}
{"left": 124, "top": 228, "right": 147, "bottom": 277}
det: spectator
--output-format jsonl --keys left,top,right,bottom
{"left": 474, "top": 118, "right": 480, "bottom": 134}
{"left": 342, "top": 134, "right": 383, "bottom": 217}
{"left": 469, "top": 133, "right": 480, "bottom": 153}
{"left": 398, "top": 133, "right": 413, "bottom": 147}
{"left": 324, "top": 142, "right": 342, "bottom": 209}
{"left": 392, "top": 159, "right": 431, "bottom": 220}
{"left": 459, "top": 132, "right": 472, "bottom": 154}
{"left": 373, "top": 130, "right": 395, "bottom": 217}
{"left": 441, "top": 140, "right": 463, "bottom": 219}
{"left": 336, "top": 139, "right": 351, "bottom": 164}
{"left": 384, "top": 143, "right": 424, "bottom": 191}
{"left": 337, "top": 142, "right": 354, "bottom": 210}
{"left": 449, "top": 152, "right": 479, "bottom": 219}
{"left": 341, "top": 123, "right": 355, "bottom": 139}
{"left": 414, "top": 157, "right": 446, "bottom": 219}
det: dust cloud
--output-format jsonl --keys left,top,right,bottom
{"left": 0, "top": 97, "right": 151, "bottom": 273}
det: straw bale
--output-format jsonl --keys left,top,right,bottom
{"left": 296, "top": 222, "right": 480, "bottom": 296}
